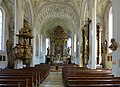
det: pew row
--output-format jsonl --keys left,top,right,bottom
{"left": 62, "top": 65, "right": 120, "bottom": 87}
{"left": 0, "top": 64, "right": 50, "bottom": 87}
{"left": 0, "top": 84, "right": 19, "bottom": 87}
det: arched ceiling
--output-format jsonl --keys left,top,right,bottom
{"left": 42, "top": 18, "right": 72, "bottom": 38}
{"left": 97, "top": 0, "right": 111, "bottom": 17}
{"left": 33, "top": 0, "right": 80, "bottom": 35}
{"left": 3, "top": 0, "right": 111, "bottom": 36}
{"left": 33, "top": 0, "right": 111, "bottom": 36}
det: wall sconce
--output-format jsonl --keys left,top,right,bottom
{"left": 109, "top": 38, "right": 117, "bottom": 51}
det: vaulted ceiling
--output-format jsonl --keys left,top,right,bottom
{"left": 3, "top": 0, "right": 111, "bottom": 38}
{"left": 33, "top": 0, "right": 81, "bottom": 37}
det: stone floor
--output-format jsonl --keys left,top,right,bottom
{"left": 39, "top": 66, "right": 64, "bottom": 87}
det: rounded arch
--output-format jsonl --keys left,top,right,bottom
{"left": 104, "top": 1, "right": 112, "bottom": 44}
{"left": 83, "top": 3, "right": 88, "bottom": 23}
{"left": 24, "top": 0, "right": 34, "bottom": 25}
{"left": 108, "top": 7, "right": 113, "bottom": 48}
{"left": 79, "top": 0, "right": 87, "bottom": 29}
{"left": 0, "top": 6, "right": 5, "bottom": 27}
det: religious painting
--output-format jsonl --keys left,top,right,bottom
{"left": 55, "top": 45, "right": 63, "bottom": 56}
{"left": 36, "top": 34, "right": 39, "bottom": 57}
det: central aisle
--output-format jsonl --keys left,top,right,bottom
{"left": 39, "top": 66, "right": 64, "bottom": 87}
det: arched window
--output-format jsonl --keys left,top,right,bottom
{"left": 108, "top": 7, "right": 113, "bottom": 53}
{"left": 40, "top": 34, "right": 42, "bottom": 52}
{"left": 0, "top": 8, "right": 4, "bottom": 51}
{"left": 46, "top": 37, "right": 50, "bottom": 55}
{"left": 74, "top": 34, "right": 76, "bottom": 52}
{"left": 67, "top": 37, "right": 71, "bottom": 55}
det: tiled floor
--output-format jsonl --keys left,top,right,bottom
{"left": 39, "top": 66, "right": 64, "bottom": 87}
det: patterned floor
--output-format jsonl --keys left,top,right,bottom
{"left": 39, "top": 66, "right": 64, "bottom": 87}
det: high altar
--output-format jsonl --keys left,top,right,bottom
{"left": 46, "top": 26, "right": 68, "bottom": 64}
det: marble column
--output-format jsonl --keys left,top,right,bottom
{"left": 112, "top": 0, "right": 120, "bottom": 77}
{"left": 88, "top": 0, "right": 97, "bottom": 69}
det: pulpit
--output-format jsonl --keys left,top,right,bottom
{"left": 15, "top": 19, "right": 33, "bottom": 67}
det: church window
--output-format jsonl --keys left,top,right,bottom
{"left": 74, "top": 34, "right": 76, "bottom": 52}
{"left": 46, "top": 38, "right": 50, "bottom": 55}
{"left": 67, "top": 38, "right": 71, "bottom": 55}
{"left": 0, "top": 8, "right": 4, "bottom": 51}
{"left": 108, "top": 7, "right": 113, "bottom": 53}
{"left": 40, "top": 34, "right": 42, "bottom": 52}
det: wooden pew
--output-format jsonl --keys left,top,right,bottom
{"left": 62, "top": 66, "right": 120, "bottom": 87}
{"left": 0, "top": 84, "right": 19, "bottom": 87}
{"left": 66, "top": 79, "right": 120, "bottom": 87}
{"left": 65, "top": 78, "right": 120, "bottom": 87}
{"left": 0, "top": 79, "right": 27, "bottom": 87}
{"left": 63, "top": 69, "right": 114, "bottom": 85}
{"left": 0, "top": 69, "right": 36, "bottom": 87}
{"left": 68, "top": 84, "right": 120, "bottom": 87}
{"left": 0, "top": 64, "right": 50, "bottom": 87}
{"left": 66, "top": 76, "right": 120, "bottom": 80}
{"left": 62, "top": 67, "right": 112, "bottom": 78}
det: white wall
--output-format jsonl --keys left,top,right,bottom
{"left": 112, "top": 0, "right": 120, "bottom": 76}
{"left": 0, "top": 51, "right": 8, "bottom": 69}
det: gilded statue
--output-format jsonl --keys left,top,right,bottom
{"left": 25, "top": 45, "right": 32, "bottom": 59}
{"left": 109, "top": 38, "right": 117, "bottom": 51}
{"left": 6, "top": 40, "right": 10, "bottom": 53}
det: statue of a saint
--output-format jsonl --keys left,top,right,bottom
{"left": 68, "top": 47, "right": 70, "bottom": 54}
{"left": 109, "top": 38, "right": 117, "bottom": 51}
{"left": 47, "top": 47, "right": 50, "bottom": 55}
{"left": 6, "top": 40, "right": 10, "bottom": 53}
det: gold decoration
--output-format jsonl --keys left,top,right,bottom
{"left": 15, "top": 19, "right": 33, "bottom": 62}
{"left": 50, "top": 26, "right": 67, "bottom": 57}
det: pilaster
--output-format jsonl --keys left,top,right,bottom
{"left": 88, "top": 0, "right": 97, "bottom": 69}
